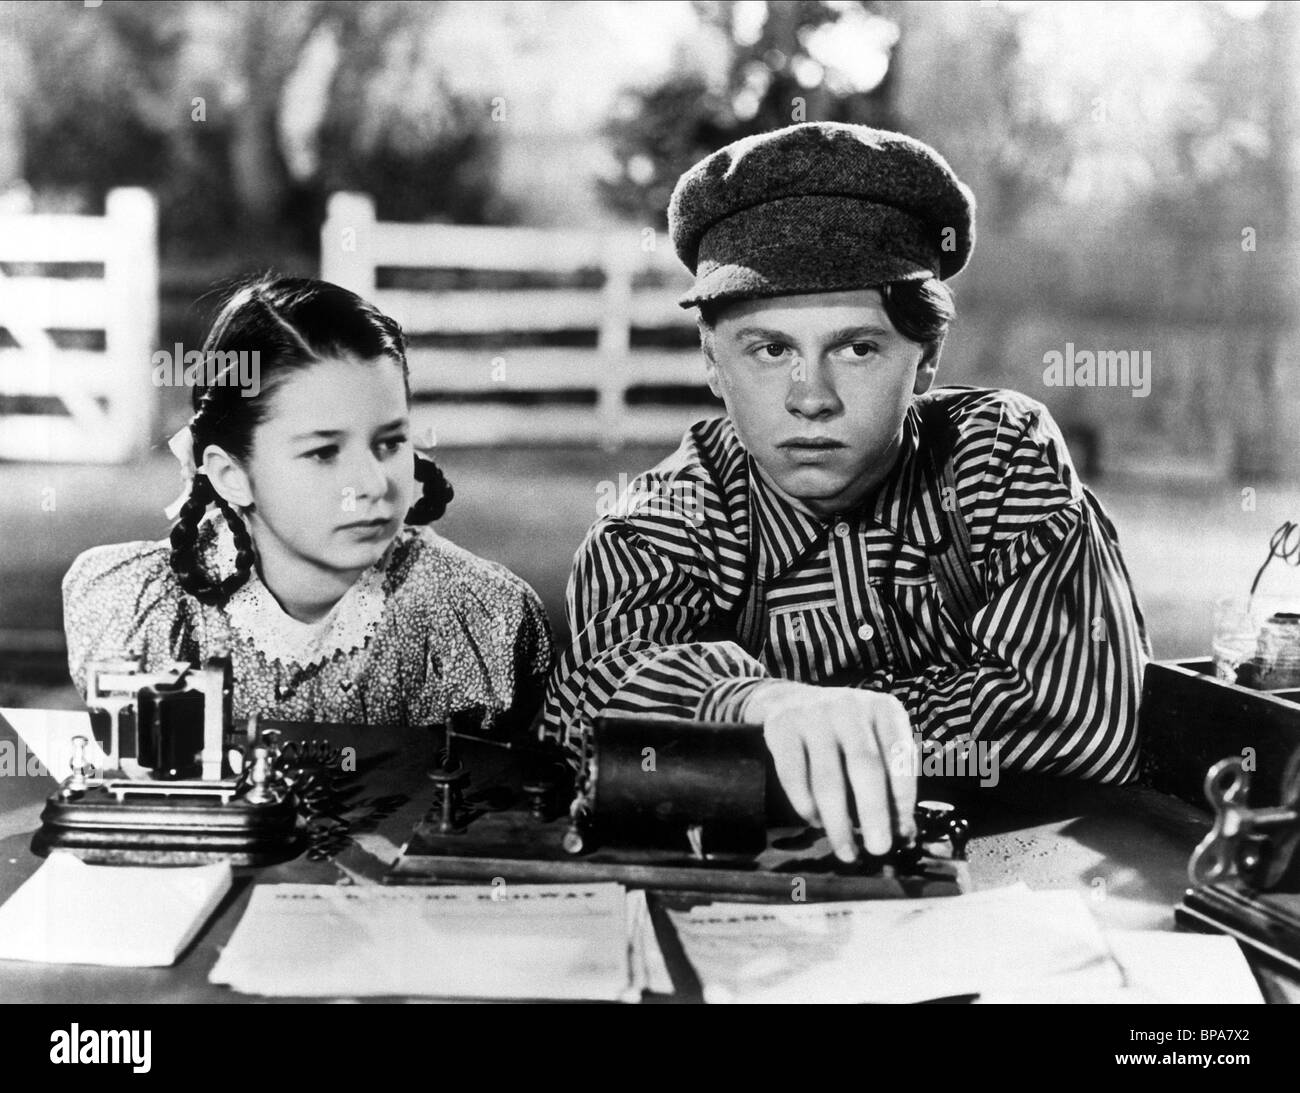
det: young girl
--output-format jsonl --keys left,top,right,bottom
{"left": 63, "top": 276, "right": 553, "bottom": 730}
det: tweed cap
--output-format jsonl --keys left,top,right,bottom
{"left": 668, "top": 122, "right": 975, "bottom": 308}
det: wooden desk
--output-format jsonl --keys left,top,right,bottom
{"left": 0, "top": 708, "right": 1292, "bottom": 1003}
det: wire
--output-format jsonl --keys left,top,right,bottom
{"left": 1249, "top": 520, "right": 1300, "bottom": 601}
{"left": 238, "top": 735, "right": 352, "bottom": 861}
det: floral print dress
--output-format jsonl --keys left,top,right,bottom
{"left": 62, "top": 512, "right": 554, "bottom": 732}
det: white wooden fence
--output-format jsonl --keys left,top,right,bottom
{"left": 0, "top": 188, "right": 158, "bottom": 463}
{"left": 320, "top": 192, "right": 714, "bottom": 448}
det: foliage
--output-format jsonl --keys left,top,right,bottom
{"left": 600, "top": 0, "right": 900, "bottom": 227}
{"left": 600, "top": 0, "right": 1293, "bottom": 325}
{"left": 1, "top": 0, "right": 507, "bottom": 257}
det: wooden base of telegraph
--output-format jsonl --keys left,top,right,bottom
{"left": 387, "top": 717, "right": 969, "bottom": 902}
{"left": 33, "top": 778, "right": 300, "bottom": 867}
{"left": 389, "top": 818, "right": 967, "bottom": 902}
{"left": 32, "top": 657, "right": 301, "bottom": 867}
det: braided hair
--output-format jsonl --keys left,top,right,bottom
{"left": 409, "top": 451, "right": 454, "bottom": 524}
{"left": 168, "top": 275, "right": 453, "bottom": 604}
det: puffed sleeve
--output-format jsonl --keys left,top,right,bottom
{"left": 61, "top": 540, "right": 198, "bottom": 699}
{"left": 504, "top": 574, "right": 555, "bottom": 732}
{"left": 413, "top": 532, "right": 555, "bottom": 732}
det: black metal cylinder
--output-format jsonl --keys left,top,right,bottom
{"left": 589, "top": 716, "right": 767, "bottom": 853}
{"left": 135, "top": 685, "right": 204, "bottom": 778}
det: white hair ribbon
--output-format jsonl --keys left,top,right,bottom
{"left": 163, "top": 425, "right": 199, "bottom": 521}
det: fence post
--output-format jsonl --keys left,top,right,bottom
{"left": 598, "top": 232, "right": 634, "bottom": 450}
{"left": 322, "top": 192, "right": 376, "bottom": 296}
{"left": 104, "top": 187, "right": 158, "bottom": 459}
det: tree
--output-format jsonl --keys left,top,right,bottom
{"left": 311, "top": 0, "right": 509, "bottom": 226}
{"left": 6, "top": 0, "right": 508, "bottom": 256}
{"left": 600, "top": 0, "right": 901, "bottom": 226}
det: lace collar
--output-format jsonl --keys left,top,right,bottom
{"left": 198, "top": 511, "right": 391, "bottom": 669}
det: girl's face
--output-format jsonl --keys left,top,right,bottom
{"left": 238, "top": 356, "right": 414, "bottom": 577}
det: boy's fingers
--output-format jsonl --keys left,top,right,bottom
{"left": 766, "top": 719, "right": 818, "bottom": 826}
{"left": 875, "top": 701, "right": 918, "bottom": 841}
{"left": 806, "top": 735, "right": 856, "bottom": 861}
{"left": 839, "top": 717, "right": 892, "bottom": 856}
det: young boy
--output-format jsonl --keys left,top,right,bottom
{"left": 543, "top": 123, "right": 1150, "bottom": 863}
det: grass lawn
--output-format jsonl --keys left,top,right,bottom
{"left": 3, "top": 441, "right": 1298, "bottom": 707}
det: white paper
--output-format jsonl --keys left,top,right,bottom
{"left": 626, "top": 888, "right": 674, "bottom": 996}
{"left": 0, "top": 851, "right": 232, "bottom": 967}
{"left": 1, "top": 707, "right": 106, "bottom": 781}
{"left": 976, "top": 927, "right": 1266, "bottom": 1003}
{"left": 1105, "top": 929, "right": 1264, "bottom": 1003}
{"left": 210, "top": 881, "right": 635, "bottom": 1000}
{"left": 670, "top": 886, "right": 1123, "bottom": 1003}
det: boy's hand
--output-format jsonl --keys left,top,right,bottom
{"left": 743, "top": 681, "right": 916, "bottom": 863}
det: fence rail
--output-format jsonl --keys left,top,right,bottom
{"left": 0, "top": 188, "right": 159, "bottom": 463}
{"left": 320, "top": 192, "right": 715, "bottom": 448}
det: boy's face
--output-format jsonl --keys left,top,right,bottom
{"left": 703, "top": 289, "right": 937, "bottom": 518}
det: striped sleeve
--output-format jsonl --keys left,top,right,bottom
{"left": 540, "top": 437, "right": 772, "bottom": 748}
{"left": 540, "top": 518, "right": 768, "bottom": 747}
{"left": 859, "top": 402, "right": 1150, "bottom": 783}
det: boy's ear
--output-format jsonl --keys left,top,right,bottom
{"left": 201, "top": 445, "right": 254, "bottom": 510}
{"left": 698, "top": 322, "right": 725, "bottom": 400}
{"left": 913, "top": 335, "right": 944, "bottom": 396}
{"left": 703, "top": 353, "right": 725, "bottom": 400}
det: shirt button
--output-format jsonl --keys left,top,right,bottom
{"left": 834, "top": 521, "right": 850, "bottom": 538}
{"left": 857, "top": 623, "right": 874, "bottom": 641}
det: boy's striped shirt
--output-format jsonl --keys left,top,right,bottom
{"left": 542, "top": 387, "right": 1151, "bottom": 784}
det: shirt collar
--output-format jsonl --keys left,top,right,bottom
{"left": 749, "top": 456, "right": 826, "bottom": 581}
{"left": 867, "top": 405, "right": 945, "bottom": 546}
{"left": 747, "top": 403, "right": 941, "bottom": 582}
